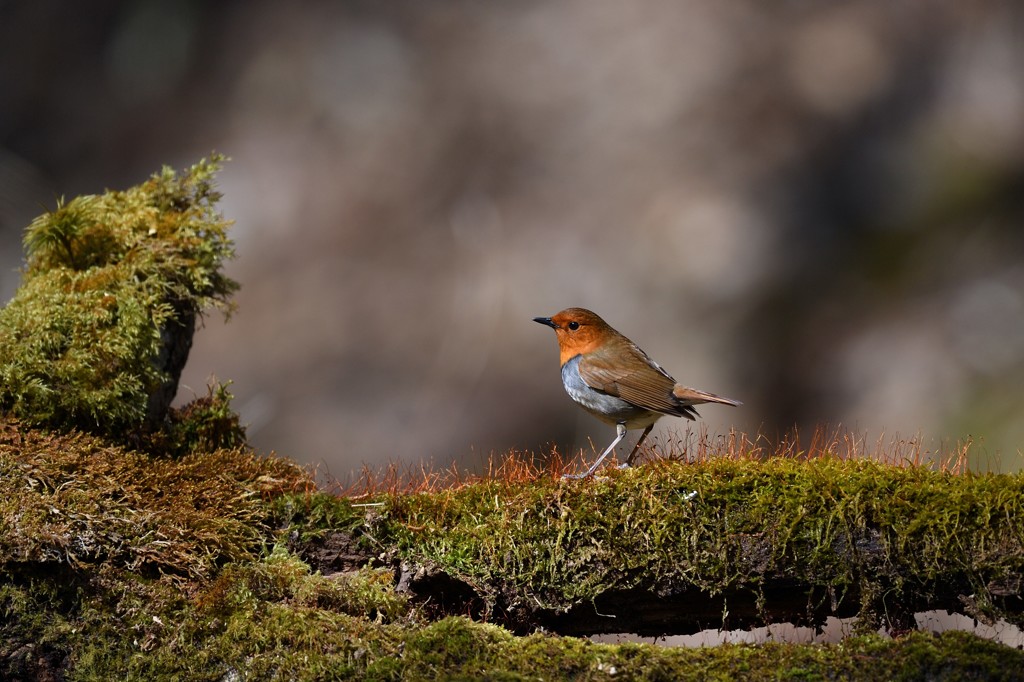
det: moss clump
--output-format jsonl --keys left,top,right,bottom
{"left": 146, "top": 380, "right": 248, "bottom": 457}
{"left": 0, "top": 156, "right": 237, "bottom": 440}
{"left": 1, "top": 559, "right": 405, "bottom": 682}
{"left": 0, "top": 421, "right": 308, "bottom": 578}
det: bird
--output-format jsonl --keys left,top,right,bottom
{"left": 534, "top": 307, "right": 741, "bottom": 478}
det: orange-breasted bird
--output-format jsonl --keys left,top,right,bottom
{"left": 534, "top": 307, "right": 741, "bottom": 478}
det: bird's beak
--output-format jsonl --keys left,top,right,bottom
{"left": 533, "top": 316, "right": 558, "bottom": 329}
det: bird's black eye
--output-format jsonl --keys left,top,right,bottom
{"left": 567, "top": 321, "right": 580, "bottom": 331}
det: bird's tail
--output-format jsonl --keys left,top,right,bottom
{"left": 672, "top": 385, "right": 742, "bottom": 407}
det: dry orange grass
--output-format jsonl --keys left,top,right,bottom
{"left": 334, "top": 424, "right": 977, "bottom": 498}
{"left": 647, "top": 423, "right": 973, "bottom": 473}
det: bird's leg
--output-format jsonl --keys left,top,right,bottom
{"left": 563, "top": 423, "right": 627, "bottom": 479}
{"left": 621, "top": 424, "right": 654, "bottom": 468}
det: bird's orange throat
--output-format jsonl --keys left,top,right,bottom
{"left": 557, "top": 334, "right": 604, "bottom": 366}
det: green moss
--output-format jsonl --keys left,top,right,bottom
{"left": 6, "top": 566, "right": 1021, "bottom": 682}
{"left": 148, "top": 380, "right": 248, "bottom": 457}
{"left": 383, "top": 624, "right": 1024, "bottom": 682}
{"left": 272, "top": 491, "right": 363, "bottom": 544}
{"left": 3, "top": 428, "right": 1024, "bottom": 679}
{"left": 0, "top": 422, "right": 309, "bottom": 577}
{"left": 1, "top": 555, "right": 408, "bottom": 681}
{"left": 0, "top": 156, "right": 237, "bottom": 440}
{"left": 216, "top": 545, "right": 410, "bottom": 622}
{"left": 281, "top": 458, "right": 1024, "bottom": 628}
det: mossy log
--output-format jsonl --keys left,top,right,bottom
{"left": 4, "top": 423, "right": 1024, "bottom": 680}
{"left": 285, "top": 457, "right": 1024, "bottom": 639}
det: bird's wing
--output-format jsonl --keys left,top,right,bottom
{"left": 576, "top": 343, "right": 685, "bottom": 416}
{"left": 578, "top": 343, "right": 743, "bottom": 419}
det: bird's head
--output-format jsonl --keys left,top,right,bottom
{"left": 533, "top": 307, "right": 614, "bottom": 365}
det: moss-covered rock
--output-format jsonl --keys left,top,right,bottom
{"left": 0, "top": 156, "right": 237, "bottom": 439}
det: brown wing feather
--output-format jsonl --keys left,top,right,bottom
{"left": 672, "top": 385, "right": 742, "bottom": 407}
{"left": 577, "top": 341, "right": 742, "bottom": 418}
{"left": 576, "top": 342, "right": 687, "bottom": 416}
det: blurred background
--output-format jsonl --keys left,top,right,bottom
{"left": 2, "top": 1, "right": 1023, "bottom": 475}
